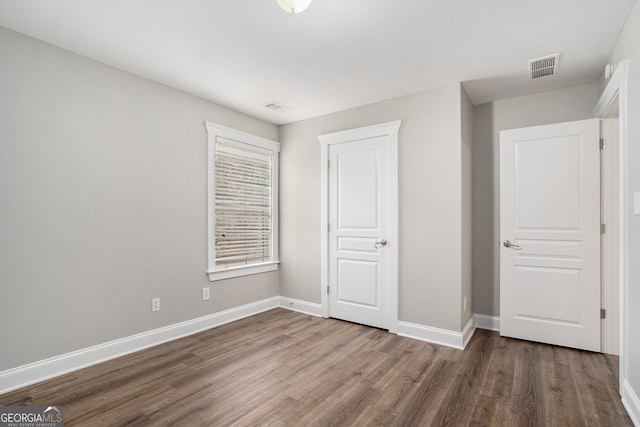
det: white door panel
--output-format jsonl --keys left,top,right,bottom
{"left": 337, "top": 259, "right": 379, "bottom": 307}
{"left": 500, "top": 119, "right": 600, "bottom": 352}
{"left": 515, "top": 136, "right": 582, "bottom": 229}
{"left": 513, "top": 266, "right": 582, "bottom": 323}
{"left": 337, "top": 150, "right": 379, "bottom": 229}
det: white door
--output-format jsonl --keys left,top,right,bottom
{"left": 321, "top": 121, "right": 399, "bottom": 330}
{"left": 500, "top": 119, "right": 601, "bottom": 352}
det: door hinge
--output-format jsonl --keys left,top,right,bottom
{"left": 327, "top": 285, "right": 330, "bottom": 295}
{"left": 601, "top": 308, "right": 606, "bottom": 319}
{"left": 601, "top": 224, "right": 606, "bottom": 234}
{"left": 600, "top": 139, "right": 606, "bottom": 150}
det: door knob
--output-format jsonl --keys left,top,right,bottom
{"left": 375, "top": 239, "right": 387, "bottom": 248}
{"left": 503, "top": 240, "right": 521, "bottom": 250}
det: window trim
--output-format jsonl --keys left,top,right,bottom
{"left": 205, "top": 122, "right": 280, "bottom": 281}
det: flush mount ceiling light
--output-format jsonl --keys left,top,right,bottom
{"left": 276, "top": 0, "right": 313, "bottom": 14}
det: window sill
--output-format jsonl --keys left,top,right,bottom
{"left": 207, "top": 261, "right": 280, "bottom": 281}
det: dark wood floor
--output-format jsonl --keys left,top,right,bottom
{"left": 0, "top": 309, "right": 631, "bottom": 426}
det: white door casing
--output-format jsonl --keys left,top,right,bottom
{"left": 319, "top": 121, "right": 400, "bottom": 332}
{"left": 594, "top": 61, "right": 628, "bottom": 395}
{"left": 499, "top": 119, "right": 601, "bottom": 352}
{"left": 600, "top": 119, "right": 620, "bottom": 355}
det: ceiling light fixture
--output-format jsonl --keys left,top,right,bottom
{"left": 276, "top": 0, "right": 313, "bottom": 14}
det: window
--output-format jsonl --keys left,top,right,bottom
{"left": 206, "top": 122, "right": 279, "bottom": 281}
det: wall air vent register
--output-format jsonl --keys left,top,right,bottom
{"left": 528, "top": 53, "right": 560, "bottom": 79}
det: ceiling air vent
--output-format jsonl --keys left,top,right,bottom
{"left": 528, "top": 53, "right": 560, "bottom": 79}
{"left": 264, "top": 101, "right": 290, "bottom": 112}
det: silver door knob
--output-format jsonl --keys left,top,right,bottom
{"left": 503, "top": 240, "right": 521, "bottom": 250}
{"left": 375, "top": 239, "right": 387, "bottom": 248}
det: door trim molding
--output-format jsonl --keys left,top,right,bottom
{"left": 318, "top": 120, "right": 401, "bottom": 333}
{"left": 594, "top": 60, "right": 629, "bottom": 397}
{"left": 599, "top": 118, "right": 620, "bottom": 356}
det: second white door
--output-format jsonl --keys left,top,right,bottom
{"left": 499, "top": 119, "right": 601, "bottom": 352}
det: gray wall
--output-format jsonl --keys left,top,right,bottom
{"left": 624, "top": 58, "right": 640, "bottom": 417}
{"left": 608, "top": 0, "right": 640, "bottom": 408}
{"left": 280, "top": 83, "right": 469, "bottom": 332}
{"left": 0, "top": 27, "right": 279, "bottom": 371}
{"left": 471, "top": 83, "right": 600, "bottom": 317}
{"left": 461, "top": 88, "right": 474, "bottom": 327}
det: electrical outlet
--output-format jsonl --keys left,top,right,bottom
{"left": 463, "top": 296, "right": 467, "bottom": 312}
{"left": 202, "top": 287, "right": 210, "bottom": 301}
{"left": 151, "top": 298, "right": 160, "bottom": 312}
{"left": 634, "top": 192, "right": 640, "bottom": 215}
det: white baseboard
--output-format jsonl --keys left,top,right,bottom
{"left": 462, "top": 317, "right": 476, "bottom": 348}
{"left": 474, "top": 313, "right": 500, "bottom": 331}
{"left": 397, "top": 320, "right": 472, "bottom": 350}
{"left": 0, "top": 300, "right": 504, "bottom": 396}
{"left": 278, "top": 296, "right": 322, "bottom": 317}
{"left": 0, "top": 296, "right": 280, "bottom": 395}
{"left": 623, "top": 379, "right": 640, "bottom": 426}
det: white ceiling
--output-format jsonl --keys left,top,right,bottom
{"left": 0, "top": 0, "right": 636, "bottom": 125}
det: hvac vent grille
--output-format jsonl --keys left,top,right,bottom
{"left": 264, "top": 101, "right": 290, "bottom": 112}
{"left": 528, "top": 53, "right": 560, "bottom": 79}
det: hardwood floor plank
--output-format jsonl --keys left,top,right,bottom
{"left": 539, "top": 344, "right": 583, "bottom": 427}
{"left": 428, "top": 328, "right": 495, "bottom": 426}
{"left": 388, "top": 359, "right": 457, "bottom": 426}
{"left": 480, "top": 334, "right": 518, "bottom": 425}
{"left": 568, "top": 349, "right": 631, "bottom": 426}
{"left": 0, "top": 309, "right": 632, "bottom": 426}
{"left": 514, "top": 343, "right": 544, "bottom": 426}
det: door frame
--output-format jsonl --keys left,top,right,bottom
{"left": 594, "top": 60, "right": 628, "bottom": 396}
{"left": 318, "top": 120, "right": 401, "bottom": 333}
{"left": 600, "top": 118, "right": 620, "bottom": 356}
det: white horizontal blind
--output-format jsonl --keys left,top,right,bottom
{"left": 214, "top": 138, "right": 273, "bottom": 267}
